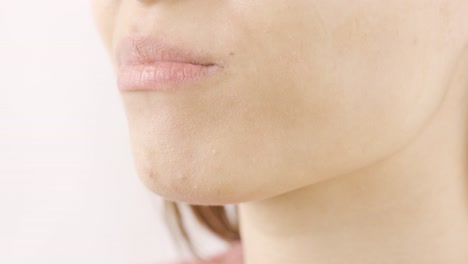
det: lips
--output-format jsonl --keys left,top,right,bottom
{"left": 116, "top": 35, "right": 224, "bottom": 91}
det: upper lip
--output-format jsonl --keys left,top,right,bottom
{"left": 116, "top": 35, "right": 223, "bottom": 68}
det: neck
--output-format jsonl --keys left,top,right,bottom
{"left": 238, "top": 56, "right": 468, "bottom": 264}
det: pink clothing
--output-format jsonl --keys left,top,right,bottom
{"left": 168, "top": 241, "right": 243, "bottom": 264}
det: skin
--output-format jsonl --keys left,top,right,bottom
{"left": 92, "top": 1, "right": 468, "bottom": 263}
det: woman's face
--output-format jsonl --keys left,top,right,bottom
{"left": 92, "top": 0, "right": 464, "bottom": 205}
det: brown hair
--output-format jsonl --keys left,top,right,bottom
{"left": 163, "top": 200, "right": 241, "bottom": 259}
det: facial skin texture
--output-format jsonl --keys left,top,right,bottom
{"left": 93, "top": 0, "right": 465, "bottom": 205}
{"left": 92, "top": 1, "right": 468, "bottom": 263}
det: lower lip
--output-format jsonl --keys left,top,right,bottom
{"left": 117, "top": 62, "right": 222, "bottom": 91}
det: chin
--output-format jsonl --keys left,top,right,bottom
{"left": 130, "top": 146, "right": 257, "bottom": 205}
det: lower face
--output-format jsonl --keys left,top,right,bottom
{"left": 92, "top": 0, "right": 456, "bottom": 204}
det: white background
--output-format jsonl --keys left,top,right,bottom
{"left": 0, "top": 1, "right": 225, "bottom": 263}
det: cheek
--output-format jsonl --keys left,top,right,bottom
{"left": 288, "top": 2, "right": 449, "bottom": 175}
{"left": 230, "top": 1, "right": 450, "bottom": 194}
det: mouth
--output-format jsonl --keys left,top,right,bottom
{"left": 115, "top": 35, "right": 224, "bottom": 92}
